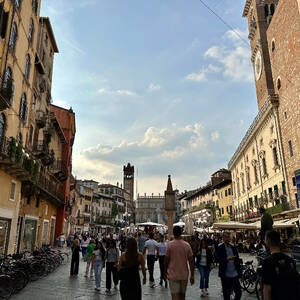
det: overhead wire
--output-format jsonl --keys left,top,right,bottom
{"left": 198, "top": 0, "right": 295, "bottom": 87}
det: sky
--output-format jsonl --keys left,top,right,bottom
{"left": 40, "top": 0, "right": 258, "bottom": 196}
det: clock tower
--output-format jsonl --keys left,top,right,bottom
{"left": 123, "top": 163, "right": 134, "bottom": 201}
{"left": 243, "top": 0, "right": 279, "bottom": 110}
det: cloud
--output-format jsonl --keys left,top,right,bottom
{"left": 79, "top": 0, "right": 97, "bottom": 7}
{"left": 52, "top": 98, "right": 69, "bottom": 108}
{"left": 97, "top": 88, "right": 137, "bottom": 96}
{"left": 203, "top": 29, "right": 253, "bottom": 82}
{"left": 185, "top": 64, "right": 221, "bottom": 82}
{"left": 211, "top": 131, "right": 220, "bottom": 142}
{"left": 147, "top": 83, "right": 161, "bottom": 92}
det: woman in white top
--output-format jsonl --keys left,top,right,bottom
{"left": 92, "top": 241, "right": 106, "bottom": 291}
{"left": 157, "top": 235, "right": 168, "bottom": 288}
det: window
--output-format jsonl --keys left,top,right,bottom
{"left": 271, "top": 40, "right": 275, "bottom": 52}
{"left": 288, "top": 140, "right": 293, "bottom": 157}
{"left": 19, "top": 93, "right": 28, "bottom": 122}
{"left": 32, "top": 0, "right": 38, "bottom": 15}
{"left": 221, "top": 208, "right": 224, "bottom": 215}
{"left": 25, "top": 54, "right": 31, "bottom": 80}
{"left": 228, "top": 188, "right": 231, "bottom": 195}
{"left": 9, "top": 22, "right": 18, "bottom": 51}
{"left": 284, "top": 111, "right": 287, "bottom": 120}
{"left": 0, "top": 113, "right": 6, "bottom": 146}
{"left": 270, "top": 125, "right": 274, "bottom": 134}
{"left": 29, "top": 19, "right": 34, "bottom": 43}
{"left": 292, "top": 177, "right": 296, "bottom": 186}
{"left": 246, "top": 168, "right": 251, "bottom": 188}
{"left": 274, "top": 185, "right": 279, "bottom": 198}
{"left": 3, "top": 67, "right": 15, "bottom": 104}
{"left": 277, "top": 77, "right": 281, "bottom": 90}
{"left": 254, "top": 195, "right": 258, "bottom": 206}
{"left": 36, "top": 196, "right": 40, "bottom": 208}
{"left": 254, "top": 164, "right": 258, "bottom": 183}
{"left": 272, "top": 147, "right": 279, "bottom": 166}
{"left": 262, "top": 158, "right": 267, "bottom": 175}
{"left": 17, "top": 132, "right": 22, "bottom": 144}
{"left": 252, "top": 147, "right": 255, "bottom": 155}
{"left": 246, "top": 155, "right": 249, "bottom": 163}
{"left": 237, "top": 178, "right": 240, "bottom": 197}
{"left": 15, "top": 0, "right": 21, "bottom": 8}
{"left": 45, "top": 205, "right": 48, "bottom": 216}
{"left": 9, "top": 181, "right": 16, "bottom": 200}
{"left": 225, "top": 190, "right": 228, "bottom": 197}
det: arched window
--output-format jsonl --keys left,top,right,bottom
{"left": 32, "top": 0, "right": 38, "bottom": 16}
{"left": 19, "top": 93, "right": 28, "bottom": 122}
{"left": 29, "top": 19, "right": 34, "bottom": 43}
{"left": 25, "top": 54, "right": 31, "bottom": 79}
{"left": 0, "top": 113, "right": 6, "bottom": 147}
{"left": 9, "top": 22, "right": 17, "bottom": 51}
{"left": 3, "top": 67, "right": 14, "bottom": 104}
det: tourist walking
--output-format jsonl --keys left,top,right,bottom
{"left": 81, "top": 235, "right": 89, "bottom": 258}
{"left": 92, "top": 241, "right": 106, "bottom": 292}
{"left": 85, "top": 238, "right": 96, "bottom": 277}
{"left": 217, "top": 232, "right": 242, "bottom": 300}
{"left": 137, "top": 232, "right": 146, "bottom": 253}
{"left": 195, "top": 239, "right": 214, "bottom": 297}
{"left": 143, "top": 232, "right": 159, "bottom": 287}
{"left": 262, "top": 230, "right": 300, "bottom": 300}
{"left": 157, "top": 235, "right": 168, "bottom": 287}
{"left": 260, "top": 206, "right": 273, "bottom": 242}
{"left": 118, "top": 237, "right": 146, "bottom": 300}
{"left": 105, "top": 240, "right": 120, "bottom": 293}
{"left": 164, "top": 226, "right": 194, "bottom": 300}
{"left": 70, "top": 239, "right": 81, "bottom": 277}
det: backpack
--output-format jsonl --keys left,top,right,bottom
{"left": 273, "top": 255, "right": 300, "bottom": 299}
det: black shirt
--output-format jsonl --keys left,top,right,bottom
{"left": 262, "top": 252, "right": 299, "bottom": 300}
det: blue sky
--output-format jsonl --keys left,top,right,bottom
{"left": 41, "top": 0, "right": 257, "bottom": 195}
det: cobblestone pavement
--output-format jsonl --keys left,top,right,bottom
{"left": 13, "top": 252, "right": 257, "bottom": 300}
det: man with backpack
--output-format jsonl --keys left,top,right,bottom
{"left": 262, "top": 230, "right": 300, "bottom": 300}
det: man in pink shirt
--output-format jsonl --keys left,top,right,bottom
{"left": 164, "top": 226, "right": 194, "bottom": 300}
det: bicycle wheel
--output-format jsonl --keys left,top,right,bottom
{"left": 245, "top": 269, "right": 257, "bottom": 294}
{"left": 0, "top": 274, "right": 13, "bottom": 299}
{"left": 9, "top": 270, "right": 26, "bottom": 293}
{"left": 255, "top": 278, "right": 264, "bottom": 300}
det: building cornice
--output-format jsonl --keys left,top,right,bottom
{"left": 243, "top": 0, "right": 252, "bottom": 17}
{"left": 228, "top": 95, "right": 279, "bottom": 169}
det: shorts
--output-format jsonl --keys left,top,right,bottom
{"left": 169, "top": 279, "right": 188, "bottom": 294}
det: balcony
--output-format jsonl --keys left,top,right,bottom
{"left": 0, "top": 78, "right": 13, "bottom": 111}
{"left": 49, "top": 159, "right": 68, "bottom": 182}
{"left": 0, "top": 137, "right": 40, "bottom": 181}
{"left": 33, "top": 141, "right": 54, "bottom": 166}
{"left": 35, "top": 110, "right": 47, "bottom": 128}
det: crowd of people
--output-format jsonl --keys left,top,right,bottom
{"left": 66, "top": 226, "right": 299, "bottom": 300}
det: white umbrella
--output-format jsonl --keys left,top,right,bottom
{"left": 173, "top": 221, "right": 185, "bottom": 227}
{"left": 137, "top": 222, "right": 165, "bottom": 227}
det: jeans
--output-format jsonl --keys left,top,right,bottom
{"left": 82, "top": 247, "right": 87, "bottom": 257}
{"left": 147, "top": 255, "right": 156, "bottom": 282}
{"left": 158, "top": 256, "right": 166, "bottom": 281}
{"left": 198, "top": 265, "right": 210, "bottom": 289}
{"left": 94, "top": 260, "right": 103, "bottom": 289}
{"left": 221, "top": 276, "right": 242, "bottom": 300}
{"left": 86, "top": 257, "right": 94, "bottom": 275}
{"left": 106, "top": 262, "right": 119, "bottom": 290}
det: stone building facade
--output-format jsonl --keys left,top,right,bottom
{"left": 242, "top": 0, "right": 300, "bottom": 208}
{"left": 136, "top": 194, "right": 166, "bottom": 224}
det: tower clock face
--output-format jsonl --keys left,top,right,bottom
{"left": 254, "top": 50, "right": 262, "bottom": 80}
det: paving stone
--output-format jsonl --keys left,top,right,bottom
{"left": 13, "top": 253, "right": 256, "bottom": 300}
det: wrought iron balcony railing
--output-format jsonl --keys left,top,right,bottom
{"left": 49, "top": 159, "right": 68, "bottom": 182}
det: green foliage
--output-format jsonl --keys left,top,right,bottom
{"left": 32, "top": 161, "right": 40, "bottom": 180}
{"left": 188, "top": 203, "right": 213, "bottom": 213}
{"left": 8, "top": 137, "right": 16, "bottom": 160}
{"left": 15, "top": 143, "right": 22, "bottom": 163}
{"left": 216, "top": 216, "right": 231, "bottom": 223}
{"left": 266, "top": 202, "right": 290, "bottom": 215}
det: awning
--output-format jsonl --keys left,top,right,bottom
{"left": 173, "top": 221, "right": 185, "bottom": 227}
{"left": 212, "top": 221, "right": 258, "bottom": 230}
{"left": 136, "top": 222, "right": 165, "bottom": 227}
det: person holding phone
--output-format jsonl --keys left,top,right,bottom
{"left": 217, "top": 232, "right": 242, "bottom": 300}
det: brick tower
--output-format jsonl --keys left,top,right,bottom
{"left": 243, "top": 0, "right": 300, "bottom": 208}
{"left": 123, "top": 163, "right": 134, "bottom": 201}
